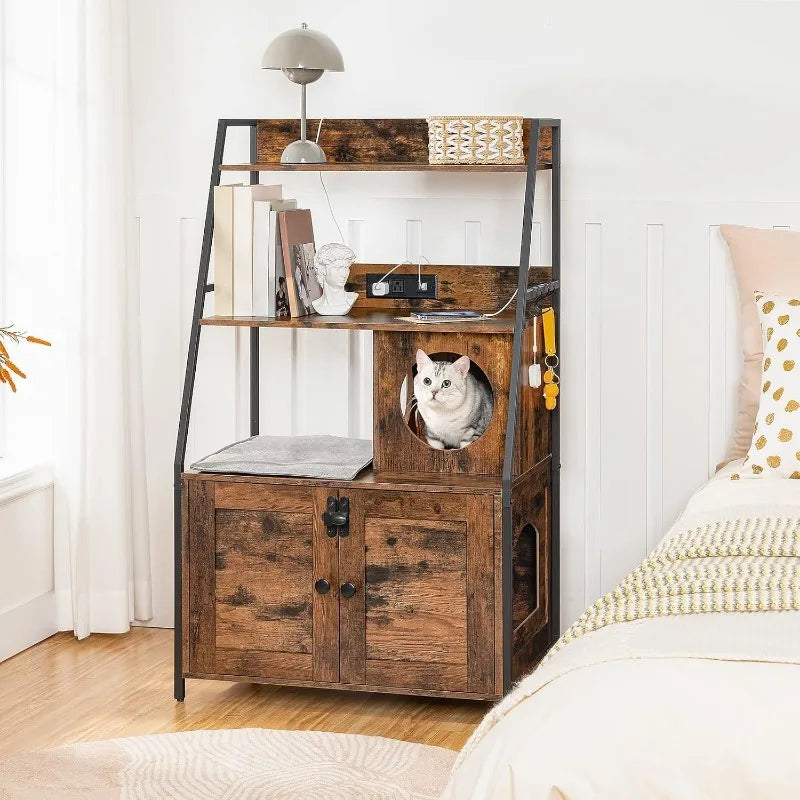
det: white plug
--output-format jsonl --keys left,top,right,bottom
{"left": 528, "top": 363, "right": 542, "bottom": 388}
{"left": 372, "top": 281, "right": 389, "bottom": 296}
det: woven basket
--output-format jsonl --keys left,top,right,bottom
{"left": 427, "top": 116, "right": 525, "bottom": 165}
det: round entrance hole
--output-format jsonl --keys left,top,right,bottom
{"left": 399, "top": 350, "right": 494, "bottom": 450}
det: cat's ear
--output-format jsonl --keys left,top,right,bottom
{"left": 416, "top": 349, "right": 432, "bottom": 369}
{"left": 452, "top": 355, "right": 471, "bottom": 378}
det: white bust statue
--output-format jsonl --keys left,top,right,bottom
{"left": 312, "top": 243, "right": 358, "bottom": 315}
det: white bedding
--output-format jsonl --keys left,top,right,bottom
{"left": 443, "top": 464, "right": 800, "bottom": 799}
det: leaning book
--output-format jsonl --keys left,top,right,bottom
{"left": 277, "top": 209, "right": 322, "bottom": 316}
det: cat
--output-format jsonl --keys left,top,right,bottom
{"left": 412, "top": 349, "right": 493, "bottom": 450}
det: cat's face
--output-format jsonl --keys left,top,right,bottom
{"left": 413, "top": 350, "right": 471, "bottom": 410}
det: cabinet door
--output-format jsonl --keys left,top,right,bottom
{"left": 187, "top": 481, "right": 338, "bottom": 683}
{"left": 339, "top": 490, "right": 495, "bottom": 694}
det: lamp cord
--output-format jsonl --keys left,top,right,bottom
{"left": 315, "top": 116, "right": 345, "bottom": 245}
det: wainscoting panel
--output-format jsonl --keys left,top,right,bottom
{"left": 138, "top": 179, "right": 800, "bottom": 631}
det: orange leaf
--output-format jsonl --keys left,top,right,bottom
{"left": 5, "top": 360, "right": 25, "bottom": 379}
{"left": 26, "top": 336, "right": 51, "bottom": 347}
{"left": 2, "top": 368, "right": 16, "bottom": 392}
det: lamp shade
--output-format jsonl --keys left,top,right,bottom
{"left": 261, "top": 24, "right": 344, "bottom": 72}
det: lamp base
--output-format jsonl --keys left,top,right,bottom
{"left": 280, "top": 139, "right": 327, "bottom": 164}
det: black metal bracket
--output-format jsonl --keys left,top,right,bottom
{"left": 322, "top": 496, "right": 350, "bottom": 537}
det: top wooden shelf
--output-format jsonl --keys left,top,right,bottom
{"left": 226, "top": 119, "right": 553, "bottom": 173}
{"left": 221, "top": 162, "right": 531, "bottom": 173}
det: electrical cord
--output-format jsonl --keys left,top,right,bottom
{"left": 315, "top": 117, "right": 345, "bottom": 245}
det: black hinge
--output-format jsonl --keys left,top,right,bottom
{"left": 322, "top": 495, "right": 349, "bottom": 537}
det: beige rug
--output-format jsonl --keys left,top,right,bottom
{"left": 0, "top": 728, "right": 457, "bottom": 799}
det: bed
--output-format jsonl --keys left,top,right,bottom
{"left": 442, "top": 460, "right": 800, "bottom": 799}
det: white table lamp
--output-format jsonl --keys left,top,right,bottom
{"left": 261, "top": 23, "right": 344, "bottom": 164}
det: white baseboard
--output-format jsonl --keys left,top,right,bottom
{"left": 0, "top": 591, "right": 58, "bottom": 662}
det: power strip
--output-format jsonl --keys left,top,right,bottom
{"left": 366, "top": 273, "right": 438, "bottom": 300}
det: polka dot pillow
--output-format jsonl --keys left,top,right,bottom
{"left": 733, "top": 292, "right": 800, "bottom": 479}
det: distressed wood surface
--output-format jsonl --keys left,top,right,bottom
{"left": 341, "top": 489, "right": 495, "bottom": 695}
{"left": 338, "top": 495, "right": 366, "bottom": 685}
{"left": 185, "top": 468, "right": 503, "bottom": 494}
{"left": 364, "top": 661, "right": 469, "bottom": 693}
{"left": 510, "top": 465, "right": 551, "bottom": 681}
{"left": 188, "top": 480, "right": 215, "bottom": 673}
{"left": 364, "top": 518, "right": 467, "bottom": 666}
{"left": 348, "top": 264, "right": 551, "bottom": 313}
{"left": 214, "top": 509, "right": 313, "bottom": 655}
{"left": 312, "top": 488, "right": 339, "bottom": 683}
{"left": 466, "top": 495, "right": 495, "bottom": 694}
{"left": 181, "top": 479, "right": 190, "bottom": 674}
{"left": 211, "top": 650, "right": 312, "bottom": 681}
{"left": 215, "top": 482, "right": 313, "bottom": 512}
{"left": 221, "top": 162, "right": 531, "bottom": 173}
{"left": 201, "top": 308, "right": 521, "bottom": 334}
{"left": 513, "top": 317, "right": 552, "bottom": 476}
{"left": 492, "top": 496, "right": 504, "bottom": 696}
{"left": 374, "top": 330, "right": 511, "bottom": 476}
{"left": 250, "top": 118, "right": 553, "bottom": 168}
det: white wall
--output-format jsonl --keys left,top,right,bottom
{"left": 0, "top": 470, "right": 56, "bottom": 660}
{"left": 128, "top": 0, "right": 800, "bottom": 629}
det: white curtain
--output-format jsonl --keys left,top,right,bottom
{"left": 46, "top": 0, "right": 152, "bottom": 637}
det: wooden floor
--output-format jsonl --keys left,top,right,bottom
{"left": 0, "top": 628, "right": 486, "bottom": 757}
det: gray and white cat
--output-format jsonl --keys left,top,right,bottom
{"left": 413, "top": 349, "right": 493, "bottom": 449}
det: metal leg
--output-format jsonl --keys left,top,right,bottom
{"left": 549, "top": 122, "right": 561, "bottom": 643}
{"left": 249, "top": 125, "right": 260, "bottom": 437}
{"left": 501, "top": 120, "right": 541, "bottom": 691}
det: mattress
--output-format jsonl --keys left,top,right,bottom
{"left": 442, "top": 463, "right": 800, "bottom": 799}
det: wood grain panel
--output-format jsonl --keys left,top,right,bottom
{"left": 348, "top": 264, "right": 552, "bottom": 313}
{"left": 186, "top": 468, "right": 502, "bottom": 494}
{"left": 365, "top": 660, "right": 468, "bottom": 693}
{"left": 181, "top": 478, "right": 190, "bottom": 674}
{"left": 493, "top": 496, "right": 504, "bottom": 697}
{"left": 255, "top": 119, "right": 552, "bottom": 168}
{"left": 214, "top": 509, "right": 313, "bottom": 654}
{"left": 357, "top": 491, "right": 469, "bottom": 521}
{"left": 212, "top": 650, "right": 312, "bottom": 681}
{"left": 338, "top": 494, "right": 365, "bottom": 685}
{"left": 188, "top": 480, "right": 215, "bottom": 673}
{"left": 364, "top": 519, "right": 467, "bottom": 665}
{"left": 373, "top": 330, "right": 511, "bottom": 476}
{"left": 510, "top": 466, "right": 551, "bottom": 681}
{"left": 201, "top": 308, "right": 521, "bottom": 334}
{"left": 312, "top": 488, "right": 339, "bottom": 682}
{"left": 466, "top": 495, "right": 494, "bottom": 693}
{"left": 214, "top": 482, "right": 315, "bottom": 512}
{"left": 513, "top": 317, "right": 552, "bottom": 476}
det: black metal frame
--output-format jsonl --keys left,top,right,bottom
{"left": 173, "top": 118, "right": 561, "bottom": 701}
{"left": 500, "top": 119, "right": 561, "bottom": 690}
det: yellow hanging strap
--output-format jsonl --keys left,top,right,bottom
{"left": 540, "top": 306, "right": 559, "bottom": 411}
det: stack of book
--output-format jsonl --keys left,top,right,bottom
{"left": 213, "top": 185, "right": 322, "bottom": 318}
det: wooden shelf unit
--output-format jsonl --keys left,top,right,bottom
{"left": 174, "top": 118, "right": 561, "bottom": 703}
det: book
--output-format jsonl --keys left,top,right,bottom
{"left": 277, "top": 209, "right": 322, "bottom": 316}
{"left": 232, "top": 184, "right": 283, "bottom": 316}
{"left": 253, "top": 198, "right": 296, "bottom": 316}
{"left": 271, "top": 209, "right": 292, "bottom": 319}
{"left": 212, "top": 184, "right": 240, "bottom": 315}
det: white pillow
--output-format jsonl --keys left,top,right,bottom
{"left": 732, "top": 292, "right": 800, "bottom": 480}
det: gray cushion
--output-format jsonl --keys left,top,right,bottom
{"left": 190, "top": 435, "right": 373, "bottom": 481}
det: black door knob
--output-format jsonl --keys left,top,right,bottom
{"left": 314, "top": 578, "right": 330, "bottom": 595}
{"left": 340, "top": 582, "right": 357, "bottom": 598}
